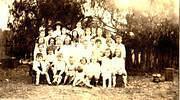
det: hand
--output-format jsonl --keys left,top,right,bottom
{"left": 41, "top": 72, "right": 45, "bottom": 74}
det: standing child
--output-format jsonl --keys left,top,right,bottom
{"left": 32, "top": 53, "right": 51, "bottom": 85}
{"left": 86, "top": 57, "right": 101, "bottom": 86}
{"left": 112, "top": 48, "right": 127, "bottom": 87}
{"left": 101, "top": 48, "right": 112, "bottom": 88}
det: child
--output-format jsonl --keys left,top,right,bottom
{"left": 63, "top": 56, "right": 77, "bottom": 85}
{"left": 55, "top": 36, "right": 63, "bottom": 54}
{"left": 53, "top": 24, "right": 61, "bottom": 37}
{"left": 73, "top": 57, "right": 92, "bottom": 88}
{"left": 61, "top": 35, "right": 73, "bottom": 62}
{"left": 94, "top": 28, "right": 106, "bottom": 47}
{"left": 47, "top": 37, "right": 56, "bottom": 51}
{"left": 92, "top": 39, "right": 104, "bottom": 65}
{"left": 34, "top": 37, "right": 46, "bottom": 60}
{"left": 112, "top": 48, "right": 127, "bottom": 87}
{"left": 71, "top": 30, "right": 79, "bottom": 46}
{"left": 115, "top": 35, "right": 126, "bottom": 60}
{"left": 45, "top": 47, "right": 56, "bottom": 82}
{"left": 78, "top": 39, "right": 92, "bottom": 63}
{"left": 101, "top": 48, "right": 112, "bottom": 88}
{"left": 86, "top": 57, "right": 101, "bottom": 86}
{"left": 52, "top": 53, "right": 66, "bottom": 85}
{"left": 33, "top": 44, "right": 47, "bottom": 61}
{"left": 45, "top": 27, "right": 56, "bottom": 47}
{"left": 105, "top": 38, "right": 115, "bottom": 54}
{"left": 32, "top": 53, "right": 51, "bottom": 85}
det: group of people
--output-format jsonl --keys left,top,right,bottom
{"left": 32, "top": 22, "right": 127, "bottom": 88}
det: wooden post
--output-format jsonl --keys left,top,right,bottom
{"left": 165, "top": 68, "right": 174, "bottom": 81}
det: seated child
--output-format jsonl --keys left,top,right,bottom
{"left": 45, "top": 47, "right": 56, "bottom": 82}
{"left": 86, "top": 57, "right": 101, "bottom": 86}
{"left": 32, "top": 53, "right": 51, "bottom": 85}
{"left": 52, "top": 53, "right": 66, "bottom": 85}
{"left": 73, "top": 57, "right": 92, "bottom": 88}
{"left": 63, "top": 56, "right": 77, "bottom": 84}
{"left": 112, "top": 48, "right": 127, "bottom": 87}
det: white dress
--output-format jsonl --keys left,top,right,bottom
{"left": 101, "top": 57, "right": 112, "bottom": 78}
{"left": 86, "top": 62, "right": 101, "bottom": 78}
{"left": 54, "top": 60, "right": 66, "bottom": 75}
{"left": 111, "top": 57, "right": 127, "bottom": 75}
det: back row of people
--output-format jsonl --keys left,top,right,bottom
{"left": 33, "top": 24, "right": 127, "bottom": 88}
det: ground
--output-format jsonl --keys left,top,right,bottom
{"left": 0, "top": 65, "right": 178, "bottom": 100}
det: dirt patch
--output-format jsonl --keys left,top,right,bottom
{"left": 0, "top": 65, "right": 178, "bottom": 100}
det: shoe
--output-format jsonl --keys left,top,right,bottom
{"left": 48, "top": 82, "right": 52, "bottom": 86}
{"left": 35, "top": 84, "right": 40, "bottom": 86}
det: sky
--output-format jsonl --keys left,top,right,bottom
{"left": 0, "top": 0, "right": 179, "bottom": 31}
{"left": 0, "top": 0, "right": 13, "bottom": 30}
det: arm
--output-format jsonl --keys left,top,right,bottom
{"left": 32, "top": 61, "right": 41, "bottom": 73}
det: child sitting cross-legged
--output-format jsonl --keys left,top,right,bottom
{"left": 32, "top": 53, "right": 51, "bottom": 85}
{"left": 72, "top": 57, "right": 92, "bottom": 88}
{"left": 52, "top": 53, "right": 66, "bottom": 85}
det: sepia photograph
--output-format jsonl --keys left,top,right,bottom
{"left": 0, "top": 0, "right": 179, "bottom": 99}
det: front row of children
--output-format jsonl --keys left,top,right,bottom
{"left": 32, "top": 48, "right": 127, "bottom": 88}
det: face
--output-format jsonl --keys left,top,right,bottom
{"left": 48, "top": 30, "right": 53, "bottom": 36}
{"left": 49, "top": 39, "right": 55, "bottom": 45}
{"left": 91, "top": 57, "right": 97, "bottom": 63}
{"left": 83, "top": 40, "right": 88, "bottom": 47}
{"left": 48, "top": 50, "right": 53, "bottom": 55}
{"left": 57, "top": 54, "right": 63, "bottom": 61}
{"left": 38, "top": 37, "right": 44, "bottom": 44}
{"left": 37, "top": 56, "right": 43, "bottom": 62}
{"left": 116, "top": 37, "right": 122, "bottom": 44}
{"left": 69, "top": 57, "right": 74, "bottom": 64}
{"left": 97, "top": 28, "right": 102, "bottom": 37}
{"left": 86, "top": 28, "right": 91, "bottom": 36}
{"left": 62, "top": 28, "right": 67, "bottom": 35}
{"left": 80, "top": 58, "right": 86, "bottom": 65}
{"left": 56, "top": 39, "right": 63, "bottom": 46}
{"left": 38, "top": 45, "right": 44, "bottom": 52}
{"left": 106, "top": 33, "right": 111, "bottom": 38}
{"left": 105, "top": 49, "right": 111, "bottom": 57}
{"left": 115, "top": 49, "right": 121, "bottom": 57}
{"left": 76, "top": 22, "right": 81, "bottom": 27}
{"left": 106, "top": 40, "right": 112, "bottom": 47}
{"left": 64, "top": 37, "right": 71, "bottom": 45}
{"left": 56, "top": 25, "right": 61, "bottom": 30}
{"left": 90, "top": 39, "right": 95, "bottom": 46}
{"left": 72, "top": 31, "right": 78, "bottom": 37}
{"left": 39, "top": 31, "right": 45, "bottom": 37}
{"left": 95, "top": 41, "right": 101, "bottom": 48}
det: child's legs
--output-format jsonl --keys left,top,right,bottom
{"left": 53, "top": 75, "right": 58, "bottom": 82}
{"left": 102, "top": 74, "right": 107, "bottom": 88}
{"left": 57, "top": 75, "right": 62, "bottom": 84}
{"left": 72, "top": 76, "right": 79, "bottom": 86}
{"left": 108, "top": 75, "right": 112, "bottom": 88}
{"left": 122, "top": 75, "right": 127, "bottom": 87}
{"left": 112, "top": 73, "right": 116, "bottom": 87}
{"left": 63, "top": 75, "right": 68, "bottom": 84}
{"left": 35, "top": 72, "right": 41, "bottom": 85}
{"left": 45, "top": 72, "right": 51, "bottom": 84}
